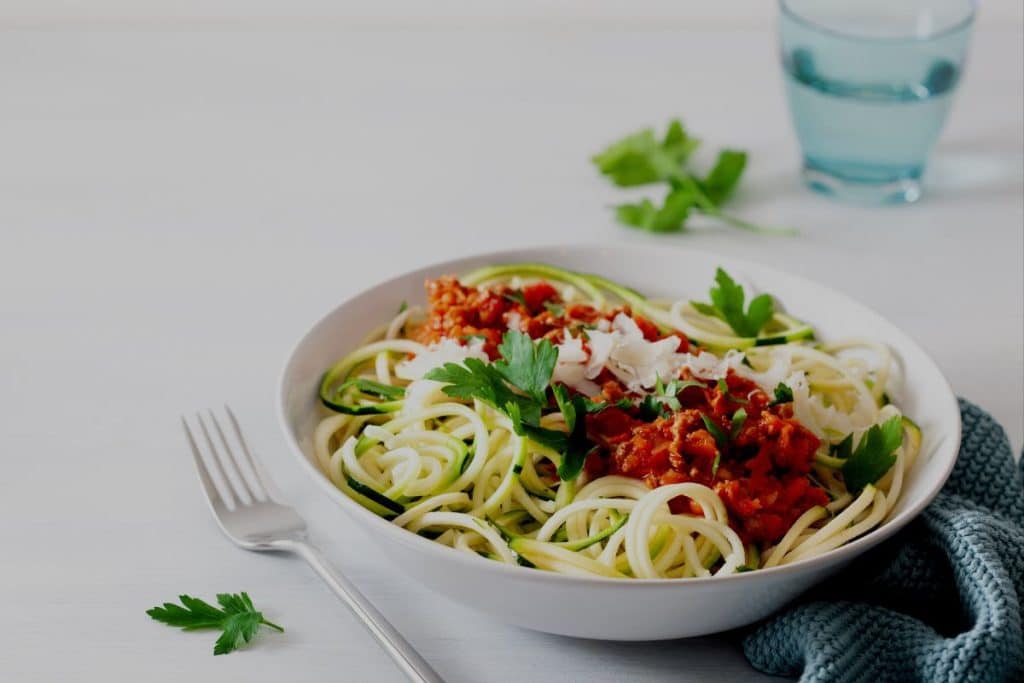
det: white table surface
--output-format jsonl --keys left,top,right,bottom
{"left": 1, "top": 12, "right": 1021, "bottom": 683}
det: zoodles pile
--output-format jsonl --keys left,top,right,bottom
{"left": 313, "top": 263, "right": 920, "bottom": 579}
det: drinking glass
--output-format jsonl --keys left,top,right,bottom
{"left": 779, "top": 0, "right": 976, "bottom": 203}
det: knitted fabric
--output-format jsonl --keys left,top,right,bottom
{"left": 743, "top": 399, "right": 1024, "bottom": 683}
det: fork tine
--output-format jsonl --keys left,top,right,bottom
{"left": 182, "top": 416, "right": 230, "bottom": 509}
{"left": 224, "top": 403, "right": 282, "bottom": 501}
{"left": 196, "top": 412, "right": 247, "bottom": 506}
{"left": 209, "top": 409, "right": 266, "bottom": 502}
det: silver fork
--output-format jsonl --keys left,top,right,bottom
{"left": 182, "top": 406, "right": 444, "bottom": 683}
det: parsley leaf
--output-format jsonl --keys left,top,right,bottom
{"left": 615, "top": 187, "right": 696, "bottom": 233}
{"left": 698, "top": 149, "right": 747, "bottom": 205}
{"left": 691, "top": 267, "right": 775, "bottom": 338}
{"left": 639, "top": 378, "right": 704, "bottom": 420}
{"left": 832, "top": 433, "right": 854, "bottom": 459}
{"left": 427, "top": 357, "right": 541, "bottom": 425}
{"left": 700, "top": 413, "right": 729, "bottom": 452}
{"left": 543, "top": 301, "right": 565, "bottom": 317}
{"left": 591, "top": 119, "right": 700, "bottom": 187}
{"left": 505, "top": 400, "right": 567, "bottom": 454}
{"left": 146, "top": 592, "right": 283, "bottom": 656}
{"left": 503, "top": 290, "right": 527, "bottom": 307}
{"left": 731, "top": 408, "right": 748, "bottom": 439}
{"left": 427, "top": 331, "right": 579, "bottom": 466}
{"left": 494, "top": 331, "right": 558, "bottom": 404}
{"left": 593, "top": 120, "right": 797, "bottom": 235}
{"left": 840, "top": 416, "right": 903, "bottom": 493}
{"left": 771, "top": 382, "right": 794, "bottom": 405}
{"left": 717, "top": 377, "right": 750, "bottom": 405}
{"left": 551, "top": 384, "right": 596, "bottom": 480}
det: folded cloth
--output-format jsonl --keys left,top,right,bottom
{"left": 743, "top": 399, "right": 1024, "bottom": 683}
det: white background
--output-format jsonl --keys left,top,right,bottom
{"left": 2, "top": 2, "right": 1021, "bottom": 681}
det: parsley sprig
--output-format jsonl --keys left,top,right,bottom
{"left": 426, "top": 331, "right": 571, "bottom": 466}
{"left": 691, "top": 267, "right": 775, "bottom": 338}
{"left": 639, "top": 377, "right": 705, "bottom": 420}
{"left": 146, "top": 592, "right": 283, "bottom": 655}
{"left": 771, "top": 382, "right": 794, "bottom": 406}
{"left": 592, "top": 119, "right": 796, "bottom": 235}
{"left": 839, "top": 416, "right": 904, "bottom": 493}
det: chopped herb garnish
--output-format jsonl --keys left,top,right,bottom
{"left": 397, "top": 300, "right": 408, "bottom": 314}
{"left": 503, "top": 290, "right": 527, "bottom": 307}
{"left": 730, "top": 408, "right": 748, "bottom": 439}
{"left": 691, "top": 267, "right": 775, "bottom": 338}
{"left": 543, "top": 301, "right": 566, "bottom": 317}
{"left": 701, "top": 413, "right": 729, "bottom": 452}
{"left": 640, "top": 377, "right": 705, "bottom": 420}
{"left": 839, "top": 416, "right": 903, "bottom": 493}
{"left": 717, "top": 377, "right": 749, "bottom": 405}
{"left": 771, "top": 382, "right": 794, "bottom": 405}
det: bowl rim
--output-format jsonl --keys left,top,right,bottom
{"left": 277, "top": 243, "right": 960, "bottom": 587}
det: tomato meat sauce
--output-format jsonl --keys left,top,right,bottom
{"left": 414, "top": 277, "right": 681, "bottom": 357}
{"left": 414, "top": 277, "right": 825, "bottom": 547}
{"left": 584, "top": 373, "right": 827, "bottom": 546}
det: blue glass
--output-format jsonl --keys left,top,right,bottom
{"left": 779, "top": 0, "right": 976, "bottom": 203}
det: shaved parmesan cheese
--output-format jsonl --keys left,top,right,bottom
{"left": 395, "top": 339, "right": 488, "bottom": 381}
{"left": 553, "top": 313, "right": 753, "bottom": 395}
{"left": 553, "top": 335, "right": 601, "bottom": 396}
{"left": 585, "top": 331, "right": 614, "bottom": 378}
{"left": 678, "top": 349, "right": 747, "bottom": 381}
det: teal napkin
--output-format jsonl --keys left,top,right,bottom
{"left": 743, "top": 399, "right": 1024, "bottom": 682}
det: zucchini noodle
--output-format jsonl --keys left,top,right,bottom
{"left": 312, "top": 263, "right": 921, "bottom": 579}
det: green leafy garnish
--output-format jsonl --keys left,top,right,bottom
{"left": 701, "top": 413, "right": 729, "bottom": 452}
{"left": 639, "top": 378, "right": 704, "bottom": 420}
{"left": 832, "top": 433, "right": 854, "bottom": 459}
{"left": 691, "top": 267, "right": 775, "bottom": 338}
{"left": 593, "top": 120, "right": 795, "bottom": 235}
{"left": 717, "top": 378, "right": 749, "bottom": 405}
{"left": 698, "top": 150, "right": 747, "bottom": 205}
{"left": 543, "top": 301, "right": 565, "bottom": 317}
{"left": 503, "top": 290, "right": 527, "bottom": 307}
{"left": 771, "top": 382, "right": 794, "bottom": 406}
{"left": 494, "top": 330, "right": 559, "bottom": 404}
{"left": 591, "top": 119, "right": 699, "bottom": 187}
{"left": 730, "top": 408, "right": 748, "bottom": 439}
{"left": 840, "top": 416, "right": 903, "bottom": 493}
{"left": 551, "top": 384, "right": 597, "bottom": 480}
{"left": 505, "top": 401, "right": 568, "bottom": 455}
{"left": 616, "top": 187, "right": 696, "bottom": 233}
{"left": 426, "top": 357, "right": 541, "bottom": 425}
{"left": 428, "top": 331, "right": 597, "bottom": 478}
{"left": 146, "top": 592, "right": 283, "bottom": 656}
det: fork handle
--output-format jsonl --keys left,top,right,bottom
{"left": 290, "top": 541, "right": 445, "bottom": 683}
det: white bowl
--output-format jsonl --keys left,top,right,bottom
{"left": 278, "top": 245, "right": 960, "bottom": 640}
